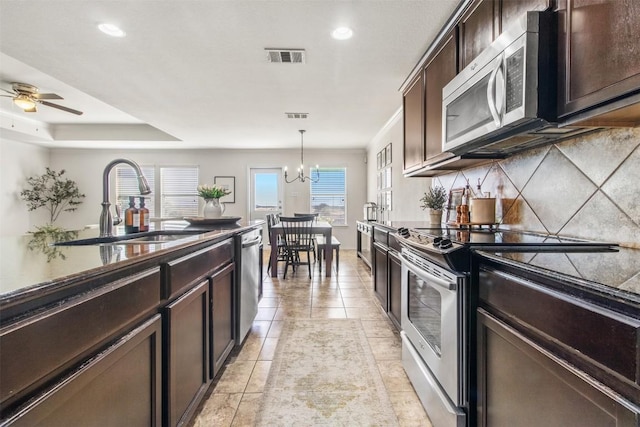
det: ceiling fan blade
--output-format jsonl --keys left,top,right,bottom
{"left": 0, "top": 94, "right": 13, "bottom": 98}
{"left": 34, "top": 93, "right": 63, "bottom": 100}
{"left": 1, "top": 88, "right": 16, "bottom": 95}
{"left": 39, "top": 100, "right": 83, "bottom": 115}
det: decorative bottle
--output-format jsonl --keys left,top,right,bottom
{"left": 124, "top": 196, "right": 139, "bottom": 234}
{"left": 139, "top": 197, "right": 150, "bottom": 232}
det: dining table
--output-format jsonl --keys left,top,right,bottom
{"left": 269, "top": 221, "right": 333, "bottom": 277}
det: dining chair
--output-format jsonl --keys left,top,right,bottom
{"left": 266, "top": 213, "right": 287, "bottom": 275}
{"left": 279, "top": 215, "right": 316, "bottom": 279}
{"left": 293, "top": 213, "right": 319, "bottom": 262}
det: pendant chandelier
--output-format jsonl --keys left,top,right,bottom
{"left": 284, "top": 129, "right": 320, "bottom": 183}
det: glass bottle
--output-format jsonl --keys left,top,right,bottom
{"left": 139, "top": 197, "right": 149, "bottom": 232}
{"left": 124, "top": 196, "right": 139, "bottom": 234}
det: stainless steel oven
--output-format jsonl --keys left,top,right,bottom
{"left": 357, "top": 221, "right": 372, "bottom": 269}
{"left": 400, "top": 247, "right": 467, "bottom": 427}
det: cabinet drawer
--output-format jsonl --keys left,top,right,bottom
{"left": 479, "top": 268, "right": 640, "bottom": 386}
{"left": 163, "top": 239, "right": 233, "bottom": 299}
{"left": 2, "top": 315, "right": 162, "bottom": 426}
{"left": 0, "top": 268, "right": 161, "bottom": 409}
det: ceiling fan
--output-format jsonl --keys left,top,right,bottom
{"left": 1, "top": 82, "right": 83, "bottom": 115}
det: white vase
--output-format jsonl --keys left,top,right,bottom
{"left": 203, "top": 198, "right": 225, "bottom": 218}
{"left": 429, "top": 209, "right": 443, "bottom": 225}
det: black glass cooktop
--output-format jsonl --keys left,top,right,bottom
{"left": 414, "top": 228, "right": 618, "bottom": 252}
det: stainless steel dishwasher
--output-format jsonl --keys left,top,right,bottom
{"left": 235, "top": 227, "right": 262, "bottom": 344}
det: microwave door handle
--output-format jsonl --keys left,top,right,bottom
{"left": 487, "top": 59, "right": 502, "bottom": 127}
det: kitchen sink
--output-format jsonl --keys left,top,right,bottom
{"left": 53, "top": 230, "right": 202, "bottom": 246}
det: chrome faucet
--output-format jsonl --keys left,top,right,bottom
{"left": 100, "top": 159, "right": 152, "bottom": 237}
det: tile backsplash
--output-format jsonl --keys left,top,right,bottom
{"left": 434, "top": 127, "right": 640, "bottom": 247}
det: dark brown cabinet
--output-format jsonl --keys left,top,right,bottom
{"left": 2, "top": 315, "right": 162, "bottom": 427}
{"left": 424, "top": 28, "right": 458, "bottom": 164}
{"left": 211, "top": 263, "right": 235, "bottom": 378}
{"left": 373, "top": 241, "right": 388, "bottom": 311}
{"left": 387, "top": 249, "right": 402, "bottom": 329}
{"left": 165, "top": 281, "right": 210, "bottom": 427}
{"left": 475, "top": 261, "right": 640, "bottom": 426}
{"left": 459, "top": 0, "right": 497, "bottom": 70}
{"left": 557, "top": 0, "right": 640, "bottom": 124}
{"left": 403, "top": 74, "right": 425, "bottom": 173}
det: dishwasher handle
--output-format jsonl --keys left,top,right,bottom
{"left": 242, "top": 235, "right": 262, "bottom": 248}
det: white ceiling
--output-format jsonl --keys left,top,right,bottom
{"left": 0, "top": 0, "right": 460, "bottom": 150}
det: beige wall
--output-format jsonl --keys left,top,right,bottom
{"left": 45, "top": 147, "right": 366, "bottom": 248}
{"left": 0, "top": 138, "right": 50, "bottom": 236}
{"left": 366, "top": 110, "right": 431, "bottom": 222}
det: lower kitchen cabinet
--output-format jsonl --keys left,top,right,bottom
{"left": 2, "top": 315, "right": 162, "bottom": 427}
{"left": 210, "top": 263, "right": 235, "bottom": 378}
{"left": 373, "top": 242, "right": 388, "bottom": 311}
{"left": 475, "top": 261, "right": 640, "bottom": 426}
{"left": 387, "top": 250, "right": 402, "bottom": 329}
{"left": 165, "top": 281, "right": 210, "bottom": 427}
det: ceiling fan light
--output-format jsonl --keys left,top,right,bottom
{"left": 98, "top": 23, "right": 126, "bottom": 37}
{"left": 13, "top": 94, "right": 36, "bottom": 110}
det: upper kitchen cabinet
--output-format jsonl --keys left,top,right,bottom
{"left": 425, "top": 28, "right": 458, "bottom": 164}
{"left": 459, "top": 0, "right": 498, "bottom": 70}
{"left": 557, "top": 0, "right": 640, "bottom": 125}
{"left": 403, "top": 74, "right": 425, "bottom": 173}
{"left": 460, "top": 0, "right": 551, "bottom": 69}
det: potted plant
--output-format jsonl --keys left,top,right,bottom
{"left": 420, "top": 185, "right": 448, "bottom": 224}
{"left": 20, "top": 167, "right": 85, "bottom": 230}
{"left": 197, "top": 184, "right": 231, "bottom": 218}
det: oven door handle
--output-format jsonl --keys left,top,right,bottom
{"left": 400, "top": 254, "right": 457, "bottom": 291}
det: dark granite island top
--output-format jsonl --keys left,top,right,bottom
{"left": 0, "top": 219, "right": 264, "bottom": 320}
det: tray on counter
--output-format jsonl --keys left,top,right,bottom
{"left": 184, "top": 216, "right": 242, "bottom": 225}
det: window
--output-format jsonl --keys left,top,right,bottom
{"left": 160, "top": 167, "right": 199, "bottom": 217}
{"left": 115, "top": 166, "right": 199, "bottom": 218}
{"left": 116, "top": 166, "right": 156, "bottom": 217}
{"left": 310, "top": 167, "right": 346, "bottom": 225}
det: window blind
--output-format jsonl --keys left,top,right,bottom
{"left": 310, "top": 167, "right": 346, "bottom": 225}
{"left": 115, "top": 166, "right": 156, "bottom": 217}
{"left": 160, "top": 167, "right": 199, "bottom": 217}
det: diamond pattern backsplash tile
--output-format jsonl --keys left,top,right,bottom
{"left": 440, "top": 127, "right": 640, "bottom": 245}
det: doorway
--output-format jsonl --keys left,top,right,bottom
{"left": 249, "top": 168, "right": 283, "bottom": 224}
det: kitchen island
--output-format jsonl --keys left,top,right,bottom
{"left": 0, "top": 219, "right": 263, "bottom": 427}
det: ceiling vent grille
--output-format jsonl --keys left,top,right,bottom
{"left": 266, "top": 49, "right": 306, "bottom": 64}
{"left": 286, "top": 112, "right": 308, "bottom": 119}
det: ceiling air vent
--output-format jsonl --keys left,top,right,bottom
{"left": 266, "top": 48, "right": 306, "bottom": 64}
{"left": 286, "top": 112, "right": 308, "bottom": 119}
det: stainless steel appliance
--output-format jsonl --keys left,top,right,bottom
{"left": 394, "top": 227, "right": 618, "bottom": 427}
{"left": 363, "top": 202, "right": 377, "bottom": 221}
{"left": 356, "top": 221, "right": 373, "bottom": 269}
{"left": 235, "top": 227, "right": 262, "bottom": 344}
{"left": 442, "top": 11, "right": 594, "bottom": 157}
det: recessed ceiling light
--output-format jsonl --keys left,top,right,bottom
{"left": 98, "top": 23, "right": 126, "bottom": 38}
{"left": 331, "top": 27, "right": 353, "bottom": 40}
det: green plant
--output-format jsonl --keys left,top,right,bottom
{"left": 197, "top": 184, "right": 231, "bottom": 199}
{"left": 420, "top": 185, "right": 448, "bottom": 211}
{"left": 20, "top": 168, "right": 85, "bottom": 224}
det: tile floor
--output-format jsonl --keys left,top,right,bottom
{"left": 189, "top": 249, "right": 432, "bottom": 426}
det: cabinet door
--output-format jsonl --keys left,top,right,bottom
{"left": 166, "top": 281, "right": 210, "bottom": 427}
{"left": 373, "top": 243, "right": 389, "bottom": 311}
{"left": 211, "top": 263, "right": 235, "bottom": 378}
{"left": 558, "top": 0, "right": 640, "bottom": 118}
{"left": 403, "top": 74, "right": 425, "bottom": 172}
{"left": 3, "top": 316, "right": 162, "bottom": 427}
{"left": 387, "top": 251, "right": 402, "bottom": 330}
{"left": 459, "top": 0, "right": 497, "bottom": 70}
{"left": 499, "top": 0, "right": 550, "bottom": 33}
{"left": 477, "top": 308, "right": 638, "bottom": 426}
{"left": 424, "top": 28, "right": 458, "bottom": 164}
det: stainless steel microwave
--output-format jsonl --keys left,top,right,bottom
{"left": 441, "top": 11, "right": 574, "bottom": 156}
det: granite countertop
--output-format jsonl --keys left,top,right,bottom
{"left": 475, "top": 247, "right": 640, "bottom": 304}
{"left": 0, "top": 219, "right": 264, "bottom": 302}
